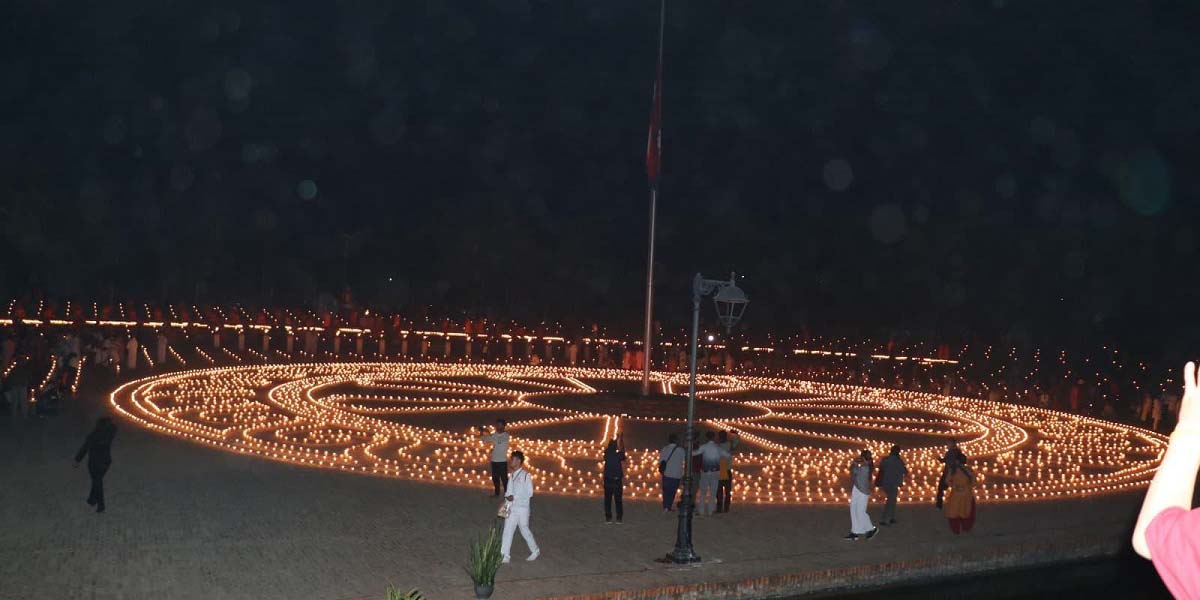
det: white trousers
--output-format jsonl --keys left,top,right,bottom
{"left": 501, "top": 507, "right": 538, "bottom": 559}
{"left": 698, "top": 471, "right": 720, "bottom": 515}
{"left": 850, "top": 487, "right": 874, "bottom": 534}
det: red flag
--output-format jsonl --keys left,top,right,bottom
{"left": 645, "top": 57, "right": 663, "bottom": 188}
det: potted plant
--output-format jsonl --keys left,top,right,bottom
{"left": 385, "top": 586, "right": 424, "bottom": 600}
{"left": 465, "top": 526, "right": 503, "bottom": 599}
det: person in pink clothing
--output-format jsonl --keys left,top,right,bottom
{"left": 1132, "top": 361, "right": 1200, "bottom": 599}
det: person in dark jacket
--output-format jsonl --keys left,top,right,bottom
{"left": 74, "top": 417, "right": 118, "bottom": 513}
{"left": 876, "top": 444, "right": 908, "bottom": 525}
{"left": 603, "top": 433, "right": 626, "bottom": 523}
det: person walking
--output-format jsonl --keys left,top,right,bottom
{"left": 692, "top": 431, "right": 732, "bottom": 516}
{"left": 716, "top": 430, "right": 740, "bottom": 513}
{"left": 478, "top": 419, "right": 510, "bottom": 497}
{"left": 603, "top": 433, "right": 626, "bottom": 523}
{"left": 4, "top": 360, "right": 30, "bottom": 417}
{"left": 943, "top": 456, "right": 977, "bottom": 534}
{"left": 1, "top": 333, "right": 14, "bottom": 367}
{"left": 500, "top": 451, "right": 540, "bottom": 563}
{"left": 74, "top": 417, "right": 118, "bottom": 513}
{"left": 936, "top": 440, "right": 967, "bottom": 508}
{"left": 845, "top": 450, "right": 878, "bottom": 540}
{"left": 1153, "top": 394, "right": 1165, "bottom": 431}
{"left": 156, "top": 331, "right": 168, "bottom": 365}
{"left": 876, "top": 444, "right": 908, "bottom": 525}
{"left": 124, "top": 334, "right": 138, "bottom": 371}
{"left": 659, "top": 433, "right": 684, "bottom": 513}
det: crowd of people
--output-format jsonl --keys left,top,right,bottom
{"left": 475, "top": 418, "right": 979, "bottom": 562}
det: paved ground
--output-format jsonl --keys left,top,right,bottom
{"left": 0, "top": 375, "right": 1153, "bottom": 600}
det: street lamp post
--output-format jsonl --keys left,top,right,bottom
{"left": 670, "top": 272, "right": 748, "bottom": 564}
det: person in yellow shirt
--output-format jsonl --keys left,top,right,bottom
{"left": 716, "top": 430, "right": 740, "bottom": 513}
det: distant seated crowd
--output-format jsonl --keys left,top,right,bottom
{"left": 0, "top": 297, "right": 1181, "bottom": 432}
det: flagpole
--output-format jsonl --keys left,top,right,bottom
{"left": 641, "top": 0, "right": 665, "bottom": 397}
{"left": 641, "top": 187, "right": 656, "bottom": 396}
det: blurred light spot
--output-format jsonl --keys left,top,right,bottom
{"left": 1116, "top": 146, "right": 1172, "bottom": 216}
{"left": 300, "top": 138, "right": 325, "bottom": 160}
{"left": 913, "top": 204, "right": 930, "bottom": 223}
{"left": 242, "top": 144, "right": 263, "bottom": 164}
{"left": 823, "top": 159, "right": 853, "bottom": 192}
{"left": 241, "top": 143, "right": 277, "bottom": 164}
{"left": 1061, "top": 250, "right": 1086, "bottom": 279}
{"left": 804, "top": 195, "right": 825, "bottom": 218}
{"left": 995, "top": 175, "right": 1017, "bottom": 199}
{"left": 223, "top": 12, "right": 241, "bottom": 34}
{"left": 170, "top": 166, "right": 194, "bottom": 192}
{"left": 185, "top": 108, "right": 222, "bottom": 151}
{"left": 297, "top": 179, "right": 318, "bottom": 200}
{"left": 849, "top": 25, "right": 891, "bottom": 72}
{"left": 1030, "top": 116, "right": 1056, "bottom": 145}
{"left": 201, "top": 17, "right": 220, "bottom": 40}
{"left": 1088, "top": 202, "right": 1118, "bottom": 229}
{"left": 224, "top": 68, "right": 253, "bottom": 102}
{"left": 78, "top": 179, "right": 110, "bottom": 225}
{"left": 1035, "top": 194, "right": 1058, "bottom": 222}
{"left": 1174, "top": 227, "right": 1195, "bottom": 255}
{"left": 942, "top": 282, "right": 966, "bottom": 307}
{"left": 869, "top": 204, "right": 907, "bottom": 244}
{"left": 1052, "top": 129, "right": 1082, "bottom": 169}
{"left": 102, "top": 116, "right": 126, "bottom": 145}
{"left": 254, "top": 208, "right": 277, "bottom": 231}
{"left": 369, "top": 107, "right": 406, "bottom": 146}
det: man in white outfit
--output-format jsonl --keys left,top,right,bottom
{"left": 155, "top": 332, "right": 168, "bottom": 365}
{"left": 124, "top": 334, "right": 138, "bottom": 370}
{"left": 691, "top": 430, "right": 734, "bottom": 516}
{"left": 846, "top": 450, "right": 879, "bottom": 541}
{"left": 500, "top": 450, "right": 540, "bottom": 563}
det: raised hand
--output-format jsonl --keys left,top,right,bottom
{"left": 1178, "top": 361, "right": 1199, "bottom": 428}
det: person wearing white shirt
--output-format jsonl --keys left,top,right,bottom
{"left": 500, "top": 450, "right": 540, "bottom": 563}
{"left": 155, "top": 332, "right": 168, "bottom": 365}
{"left": 478, "top": 419, "right": 510, "bottom": 497}
{"left": 658, "top": 433, "right": 685, "bottom": 512}
{"left": 691, "top": 431, "right": 733, "bottom": 516}
{"left": 124, "top": 334, "right": 138, "bottom": 370}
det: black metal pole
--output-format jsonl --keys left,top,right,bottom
{"left": 671, "top": 273, "right": 702, "bottom": 563}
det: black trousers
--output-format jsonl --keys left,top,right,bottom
{"left": 88, "top": 462, "right": 110, "bottom": 509}
{"left": 936, "top": 466, "right": 949, "bottom": 507}
{"left": 717, "top": 474, "right": 732, "bottom": 512}
{"left": 604, "top": 478, "right": 623, "bottom": 520}
{"left": 490, "top": 461, "right": 508, "bottom": 495}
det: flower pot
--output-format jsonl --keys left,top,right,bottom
{"left": 473, "top": 583, "right": 494, "bottom": 599}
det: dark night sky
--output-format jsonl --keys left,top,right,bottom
{"left": 1, "top": 1, "right": 1197, "bottom": 352}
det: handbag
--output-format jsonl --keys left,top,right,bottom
{"left": 659, "top": 445, "right": 679, "bottom": 475}
{"left": 497, "top": 500, "right": 512, "bottom": 519}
